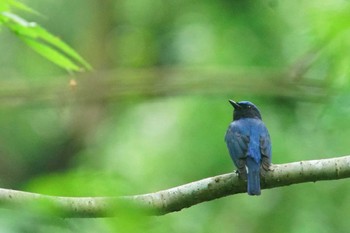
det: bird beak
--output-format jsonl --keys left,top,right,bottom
{"left": 229, "top": 100, "right": 241, "bottom": 109}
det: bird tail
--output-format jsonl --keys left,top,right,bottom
{"left": 246, "top": 158, "right": 261, "bottom": 196}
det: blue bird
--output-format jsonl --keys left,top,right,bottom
{"left": 225, "top": 100, "right": 271, "bottom": 195}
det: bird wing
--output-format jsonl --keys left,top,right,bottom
{"left": 225, "top": 122, "right": 250, "bottom": 168}
{"left": 259, "top": 123, "right": 272, "bottom": 170}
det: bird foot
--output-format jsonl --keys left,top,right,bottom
{"left": 236, "top": 169, "right": 247, "bottom": 181}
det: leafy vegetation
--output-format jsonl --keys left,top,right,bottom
{"left": 0, "top": 0, "right": 91, "bottom": 72}
{"left": 1, "top": 0, "right": 350, "bottom": 233}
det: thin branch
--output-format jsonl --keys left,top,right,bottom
{"left": 0, "top": 67, "right": 327, "bottom": 108}
{"left": 1, "top": 155, "right": 349, "bottom": 218}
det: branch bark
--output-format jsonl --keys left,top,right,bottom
{"left": 1, "top": 155, "right": 349, "bottom": 218}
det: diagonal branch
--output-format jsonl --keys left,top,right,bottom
{"left": 1, "top": 155, "right": 350, "bottom": 218}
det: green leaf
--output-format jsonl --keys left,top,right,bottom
{"left": 21, "top": 36, "right": 82, "bottom": 72}
{"left": 0, "top": 0, "right": 10, "bottom": 12}
{"left": 31, "top": 26, "right": 92, "bottom": 70}
{"left": 1, "top": 11, "right": 92, "bottom": 72}
{"left": 1, "top": 11, "right": 36, "bottom": 27}
{"left": 0, "top": 0, "right": 38, "bottom": 15}
{"left": 8, "top": 0, "right": 40, "bottom": 15}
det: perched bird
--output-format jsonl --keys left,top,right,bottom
{"left": 225, "top": 100, "right": 271, "bottom": 195}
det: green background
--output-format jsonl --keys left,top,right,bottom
{"left": 1, "top": 0, "right": 350, "bottom": 232}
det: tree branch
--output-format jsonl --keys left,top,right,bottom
{"left": 0, "top": 67, "right": 327, "bottom": 108}
{"left": 1, "top": 155, "right": 350, "bottom": 218}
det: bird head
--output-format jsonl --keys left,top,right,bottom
{"left": 229, "top": 100, "right": 262, "bottom": 120}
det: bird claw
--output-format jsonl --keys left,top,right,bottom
{"left": 236, "top": 169, "right": 247, "bottom": 181}
{"left": 260, "top": 163, "right": 274, "bottom": 177}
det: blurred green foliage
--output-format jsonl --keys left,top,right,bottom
{"left": 0, "top": 0, "right": 91, "bottom": 72}
{"left": 1, "top": 0, "right": 350, "bottom": 232}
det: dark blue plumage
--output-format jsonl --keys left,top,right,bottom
{"left": 225, "top": 100, "right": 271, "bottom": 195}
